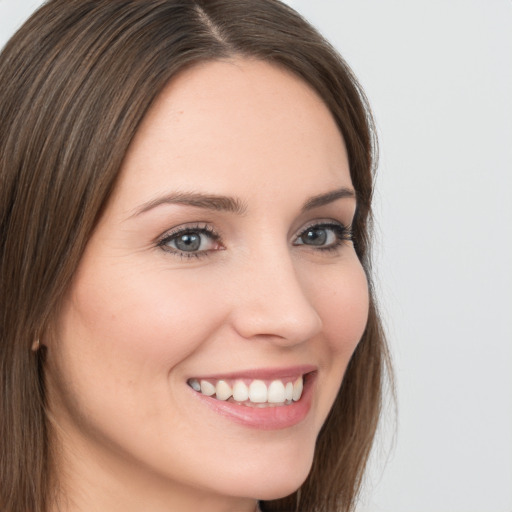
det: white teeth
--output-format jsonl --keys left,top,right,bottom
{"left": 215, "top": 380, "right": 232, "bottom": 401}
{"left": 233, "top": 381, "right": 249, "bottom": 402}
{"left": 292, "top": 377, "right": 303, "bottom": 401}
{"left": 285, "top": 382, "right": 293, "bottom": 401}
{"left": 249, "top": 380, "right": 268, "bottom": 403}
{"left": 267, "top": 380, "right": 286, "bottom": 403}
{"left": 189, "top": 379, "right": 201, "bottom": 392}
{"left": 200, "top": 380, "right": 216, "bottom": 396}
{"left": 191, "top": 376, "right": 306, "bottom": 404}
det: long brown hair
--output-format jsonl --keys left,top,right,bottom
{"left": 0, "top": 1, "right": 391, "bottom": 511}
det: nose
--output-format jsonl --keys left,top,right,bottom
{"left": 228, "top": 250, "right": 323, "bottom": 346}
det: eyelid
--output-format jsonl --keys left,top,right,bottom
{"left": 156, "top": 222, "right": 216, "bottom": 242}
{"left": 295, "top": 219, "right": 352, "bottom": 238}
{"left": 156, "top": 223, "right": 222, "bottom": 258}
{"left": 293, "top": 219, "right": 353, "bottom": 250}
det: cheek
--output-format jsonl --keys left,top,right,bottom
{"left": 279, "top": 254, "right": 369, "bottom": 437}
{"left": 65, "top": 262, "right": 227, "bottom": 371}
{"left": 313, "top": 259, "right": 370, "bottom": 353}
{"left": 47, "top": 261, "right": 230, "bottom": 451}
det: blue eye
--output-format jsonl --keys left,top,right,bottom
{"left": 159, "top": 225, "right": 221, "bottom": 257}
{"left": 294, "top": 223, "right": 351, "bottom": 250}
{"left": 172, "top": 232, "right": 202, "bottom": 252}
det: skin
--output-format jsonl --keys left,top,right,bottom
{"left": 45, "top": 59, "right": 369, "bottom": 512}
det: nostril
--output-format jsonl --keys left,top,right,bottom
{"left": 231, "top": 308, "right": 322, "bottom": 346}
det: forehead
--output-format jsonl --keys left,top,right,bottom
{"left": 113, "top": 58, "right": 351, "bottom": 213}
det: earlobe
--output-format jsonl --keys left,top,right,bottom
{"left": 31, "top": 339, "right": 40, "bottom": 352}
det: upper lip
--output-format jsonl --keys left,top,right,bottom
{"left": 189, "top": 364, "right": 317, "bottom": 381}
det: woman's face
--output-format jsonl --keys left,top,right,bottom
{"left": 45, "top": 59, "right": 369, "bottom": 511}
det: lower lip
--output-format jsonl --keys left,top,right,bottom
{"left": 191, "top": 373, "right": 316, "bottom": 430}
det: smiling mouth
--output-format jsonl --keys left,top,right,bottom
{"left": 187, "top": 374, "right": 307, "bottom": 407}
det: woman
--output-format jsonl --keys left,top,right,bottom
{"left": 0, "top": 1, "right": 390, "bottom": 511}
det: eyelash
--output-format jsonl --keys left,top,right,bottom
{"left": 157, "top": 221, "right": 353, "bottom": 259}
{"left": 295, "top": 222, "right": 353, "bottom": 253}
{"left": 157, "top": 223, "right": 221, "bottom": 259}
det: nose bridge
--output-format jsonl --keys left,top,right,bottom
{"left": 230, "top": 244, "right": 322, "bottom": 344}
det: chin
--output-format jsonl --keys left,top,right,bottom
{"left": 254, "top": 474, "right": 310, "bottom": 502}
{"left": 228, "top": 445, "right": 315, "bottom": 502}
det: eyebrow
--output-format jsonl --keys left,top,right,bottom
{"left": 130, "top": 187, "right": 355, "bottom": 218}
{"left": 131, "top": 191, "right": 248, "bottom": 217}
{"left": 301, "top": 187, "right": 356, "bottom": 212}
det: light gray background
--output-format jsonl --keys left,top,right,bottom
{"left": 1, "top": 1, "right": 511, "bottom": 511}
